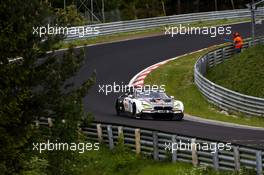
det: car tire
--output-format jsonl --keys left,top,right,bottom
{"left": 132, "top": 103, "right": 141, "bottom": 119}
{"left": 174, "top": 113, "right": 184, "bottom": 121}
{"left": 115, "top": 100, "right": 121, "bottom": 116}
{"left": 132, "top": 103, "right": 136, "bottom": 115}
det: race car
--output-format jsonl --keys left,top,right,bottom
{"left": 115, "top": 87, "right": 184, "bottom": 120}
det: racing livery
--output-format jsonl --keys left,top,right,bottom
{"left": 115, "top": 87, "right": 184, "bottom": 120}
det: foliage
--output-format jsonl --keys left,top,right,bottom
{"left": 20, "top": 156, "right": 49, "bottom": 175}
{"left": 10, "top": 143, "right": 259, "bottom": 175}
{"left": 65, "top": 145, "right": 253, "bottom": 175}
{"left": 0, "top": 0, "right": 95, "bottom": 174}
{"left": 55, "top": 5, "right": 87, "bottom": 26}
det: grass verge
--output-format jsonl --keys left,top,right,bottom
{"left": 67, "top": 144, "right": 252, "bottom": 175}
{"left": 206, "top": 44, "right": 264, "bottom": 98}
{"left": 53, "top": 18, "right": 249, "bottom": 50}
{"left": 144, "top": 46, "right": 264, "bottom": 128}
{"left": 21, "top": 140, "right": 255, "bottom": 174}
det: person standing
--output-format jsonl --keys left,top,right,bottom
{"left": 233, "top": 32, "right": 243, "bottom": 53}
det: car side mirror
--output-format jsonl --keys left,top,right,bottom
{"left": 170, "top": 96, "right": 174, "bottom": 99}
{"left": 128, "top": 95, "right": 133, "bottom": 98}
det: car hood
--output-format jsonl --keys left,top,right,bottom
{"left": 139, "top": 98, "right": 173, "bottom": 105}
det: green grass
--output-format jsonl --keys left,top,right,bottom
{"left": 69, "top": 144, "right": 251, "bottom": 175}
{"left": 21, "top": 142, "right": 255, "bottom": 175}
{"left": 206, "top": 44, "right": 264, "bottom": 98}
{"left": 53, "top": 18, "right": 249, "bottom": 50}
{"left": 144, "top": 46, "right": 264, "bottom": 128}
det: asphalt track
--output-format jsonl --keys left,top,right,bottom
{"left": 72, "top": 22, "right": 264, "bottom": 148}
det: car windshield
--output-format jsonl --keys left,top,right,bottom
{"left": 136, "top": 91, "right": 168, "bottom": 99}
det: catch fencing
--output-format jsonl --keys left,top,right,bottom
{"left": 194, "top": 38, "right": 264, "bottom": 116}
{"left": 66, "top": 8, "right": 264, "bottom": 40}
{"left": 38, "top": 119, "right": 264, "bottom": 174}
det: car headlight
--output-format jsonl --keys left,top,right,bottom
{"left": 142, "top": 101, "right": 152, "bottom": 109}
{"left": 173, "top": 102, "right": 181, "bottom": 109}
{"left": 173, "top": 101, "right": 184, "bottom": 111}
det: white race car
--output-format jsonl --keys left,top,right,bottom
{"left": 115, "top": 88, "right": 184, "bottom": 120}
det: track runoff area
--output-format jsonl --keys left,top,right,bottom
{"left": 72, "top": 22, "right": 264, "bottom": 148}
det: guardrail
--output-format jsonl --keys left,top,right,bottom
{"left": 194, "top": 38, "right": 264, "bottom": 116}
{"left": 66, "top": 8, "right": 264, "bottom": 40}
{"left": 38, "top": 118, "right": 264, "bottom": 174}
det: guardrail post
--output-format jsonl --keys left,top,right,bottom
{"left": 35, "top": 120, "right": 39, "bottom": 128}
{"left": 172, "top": 135, "right": 177, "bottom": 162}
{"left": 256, "top": 151, "right": 263, "bottom": 175}
{"left": 107, "top": 125, "right": 114, "bottom": 149}
{"left": 191, "top": 138, "right": 198, "bottom": 167}
{"left": 222, "top": 48, "right": 226, "bottom": 60}
{"left": 213, "top": 51, "right": 217, "bottom": 67}
{"left": 201, "top": 56, "right": 207, "bottom": 75}
{"left": 153, "top": 131, "right": 159, "bottom": 160}
{"left": 135, "top": 129, "right": 141, "bottom": 155}
{"left": 248, "top": 41, "right": 252, "bottom": 47}
{"left": 48, "top": 118, "right": 53, "bottom": 127}
{"left": 212, "top": 144, "right": 219, "bottom": 170}
{"left": 233, "top": 146, "right": 240, "bottom": 172}
{"left": 220, "top": 48, "right": 223, "bottom": 62}
{"left": 96, "top": 124, "right": 103, "bottom": 143}
{"left": 118, "top": 126, "right": 124, "bottom": 144}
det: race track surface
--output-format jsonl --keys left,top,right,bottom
{"left": 72, "top": 22, "right": 264, "bottom": 148}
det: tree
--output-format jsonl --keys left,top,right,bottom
{"left": 55, "top": 5, "right": 87, "bottom": 26}
{"left": 121, "top": 0, "right": 139, "bottom": 19}
{"left": 0, "top": 0, "right": 95, "bottom": 174}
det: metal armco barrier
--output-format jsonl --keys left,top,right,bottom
{"left": 66, "top": 8, "right": 264, "bottom": 40}
{"left": 38, "top": 118, "right": 264, "bottom": 174}
{"left": 194, "top": 38, "right": 264, "bottom": 116}
{"left": 80, "top": 122, "right": 263, "bottom": 174}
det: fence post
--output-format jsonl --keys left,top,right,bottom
{"left": 153, "top": 131, "right": 159, "bottom": 160}
{"left": 107, "top": 125, "right": 114, "bottom": 149}
{"left": 191, "top": 138, "right": 198, "bottom": 167}
{"left": 97, "top": 124, "right": 103, "bottom": 143}
{"left": 172, "top": 135, "right": 177, "bottom": 162}
{"left": 212, "top": 144, "right": 219, "bottom": 170}
{"left": 256, "top": 151, "right": 263, "bottom": 175}
{"left": 233, "top": 146, "right": 240, "bottom": 172}
{"left": 48, "top": 118, "right": 53, "bottom": 127}
{"left": 118, "top": 126, "right": 124, "bottom": 144}
{"left": 135, "top": 129, "right": 141, "bottom": 155}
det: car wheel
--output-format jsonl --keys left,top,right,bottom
{"left": 115, "top": 100, "right": 121, "bottom": 116}
{"left": 174, "top": 113, "right": 184, "bottom": 121}
{"left": 132, "top": 103, "right": 141, "bottom": 119}
{"left": 132, "top": 103, "right": 136, "bottom": 115}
